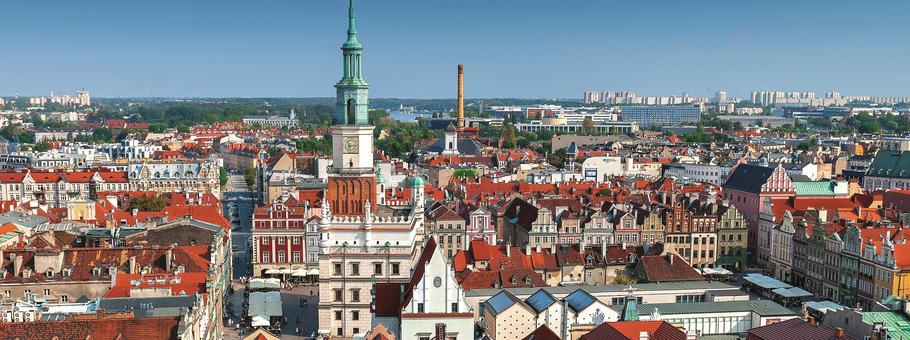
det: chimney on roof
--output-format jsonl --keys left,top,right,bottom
{"left": 506, "top": 245, "right": 511, "bottom": 257}
{"left": 668, "top": 253, "right": 674, "bottom": 266}
{"left": 601, "top": 239, "right": 607, "bottom": 258}
{"left": 535, "top": 245, "right": 541, "bottom": 254}
{"left": 129, "top": 256, "right": 136, "bottom": 274}
{"left": 834, "top": 327, "right": 844, "bottom": 339}
{"left": 13, "top": 255, "right": 22, "bottom": 277}
{"left": 165, "top": 248, "right": 173, "bottom": 272}
{"left": 807, "top": 316, "right": 816, "bottom": 325}
{"left": 132, "top": 208, "right": 138, "bottom": 217}
{"left": 525, "top": 244, "right": 531, "bottom": 256}
{"left": 551, "top": 243, "right": 556, "bottom": 254}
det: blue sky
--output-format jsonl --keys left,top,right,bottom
{"left": 1, "top": 0, "right": 908, "bottom": 99}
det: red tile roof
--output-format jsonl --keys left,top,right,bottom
{"left": 0, "top": 312, "right": 181, "bottom": 340}
{"left": 581, "top": 321, "right": 686, "bottom": 340}
{"left": 523, "top": 325, "right": 561, "bottom": 340}
{"left": 747, "top": 318, "right": 856, "bottom": 340}
{"left": 635, "top": 254, "right": 704, "bottom": 282}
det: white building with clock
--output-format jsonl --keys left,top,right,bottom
{"left": 371, "top": 236, "right": 474, "bottom": 340}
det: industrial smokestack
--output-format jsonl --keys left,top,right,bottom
{"left": 457, "top": 64, "right": 465, "bottom": 129}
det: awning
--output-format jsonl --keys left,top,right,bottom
{"left": 773, "top": 287, "right": 813, "bottom": 298}
{"left": 248, "top": 291, "right": 283, "bottom": 317}
{"left": 743, "top": 273, "right": 791, "bottom": 289}
{"left": 264, "top": 269, "right": 280, "bottom": 275}
{"left": 277, "top": 268, "right": 293, "bottom": 274}
{"left": 249, "top": 278, "right": 281, "bottom": 290}
{"left": 700, "top": 267, "right": 733, "bottom": 275}
{"left": 307, "top": 268, "right": 320, "bottom": 276}
{"left": 251, "top": 314, "right": 271, "bottom": 327}
{"left": 291, "top": 269, "right": 308, "bottom": 277}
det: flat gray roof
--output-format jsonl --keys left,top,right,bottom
{"left": 637, "top": 300, "right": 795, "bottom": 317}
{"left": 466, "top": 281, "right": 739, "bottom": 298}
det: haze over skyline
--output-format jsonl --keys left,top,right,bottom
{"left": 2, "top": 0, "right": 909, "bottom": 99}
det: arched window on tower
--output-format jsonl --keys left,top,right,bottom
{"left": 448, "top": 142, "right": 453, "bottom": 149}
{"left": 347, "top": 99, "right": 356, "bottom": 125}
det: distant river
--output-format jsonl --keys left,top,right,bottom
{"left": 389, "top": 110, "right": 433, "bottom": 122}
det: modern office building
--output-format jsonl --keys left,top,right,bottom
{"left": 620, "top": 105, "right": 701, "bottom": 127}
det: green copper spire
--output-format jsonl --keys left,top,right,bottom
{"left": 343, "top": 0, "right": 361, "bottom": 50}
{"left": 621, "top": 286, "right": 639, "bottom": 321}
{"left": 335, "top": 0, "right": 369, "bottom": 125}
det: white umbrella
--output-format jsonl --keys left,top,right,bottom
{"left": 292, "top": 269, "right": 307, "bottom": 277}
{"left": 250, "top": 314, "right": 270, "bottom": 327}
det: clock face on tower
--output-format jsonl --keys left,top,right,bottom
{"left": 343, "top": 137, "right": 359, "bottom": 154}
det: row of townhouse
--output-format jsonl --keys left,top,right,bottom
{"left": 503, "top": 192, "right": 749, "bottom": 271}
{"left": 764, "top": 199, "right": 910, "bottom": 311}
{"left": 0, "top": 160, "right": 220, "bottom": 207}
{"left": 424, "top": 202, "right": 497, "bottom": 260}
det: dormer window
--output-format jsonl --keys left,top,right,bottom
{"left": 510, "top": 276, "right": 517, "bottom": 284}
{"left": 524, "top": 276, "right": 531, "bottom": 284}
{"left": 141, "top": 266, "right": 151, "bottom": 275}
{"left": 62, "top": 268, "right": 71, "bottom": 277}
{"left": 92, "top": 267, "right": 102, "bottom": 276}
{"left": 108, "top": 266, "right": 117, "bottom": 276}
{"left": 22, "top": 269, "right": 32, "bottom": 279}
{"left": 45, "top": 269, "right": 54, "bottom": 278}
{"left": 175, "top": 265, "right": 185, "bottom": 274}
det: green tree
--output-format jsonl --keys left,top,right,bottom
{"left": 500, "top": 125, "right": 517, "bottom": 148}
{"left": 244, "top": 168, "right": 256, "bottom": 188}
{"left": 92, "top": 128, "right": 113, "bottom": 143}
{"left": 582, "top": 117, "right": 595, "bottom": 135}
{"left": 797, "top": 139, "right": 818, "bottom": 151}
{"left": 129, "top": 195, "right": 169, "bottom": 212}
{"left": 33, "top": 141, "right": 52, "bottom": 152}
{"left": 548, "top": 148, "right": 567, "bottom": 168}
{"left": 611, "top": 273, "right": 638, "bottom": 285}
{"left": 219, "top": 167, "right": 229, "bottom": 187}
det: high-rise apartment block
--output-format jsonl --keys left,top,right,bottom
{"left": 620, "top": 104, "right": 702, "bottom": 127}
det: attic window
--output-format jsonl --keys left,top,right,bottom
{"left": 92, "top": 267, "right": 101, "bottom": 276}
{"left": 62, "top": 268, "right": 71, "bottom": 277}
{"left": 524, "top": 276, "right": 531, "bottom": 284}
{"left": 510, "top": 276, "right": 517, "bottom": 284}
{"left": 45, "top": 269, "right": 54, "bottom": 278}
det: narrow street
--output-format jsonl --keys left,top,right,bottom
{"left": 221, "top": 173, "right": 318, "bottom": 339}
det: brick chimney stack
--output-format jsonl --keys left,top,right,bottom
{"left": 457, "top": 64, "right": 465, "bottom": 129}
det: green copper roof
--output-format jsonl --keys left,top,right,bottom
{"left": 343, "top": 0, "right": 361, "bottom": 49}
{"left": 863, "top": 312, "right": 910, "bottom": 339}
{"left": 622, "top": 294, "right": 639, "bottom": 321}
{"left": 794, "top": 181, "right": 835, "bottom": 196}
